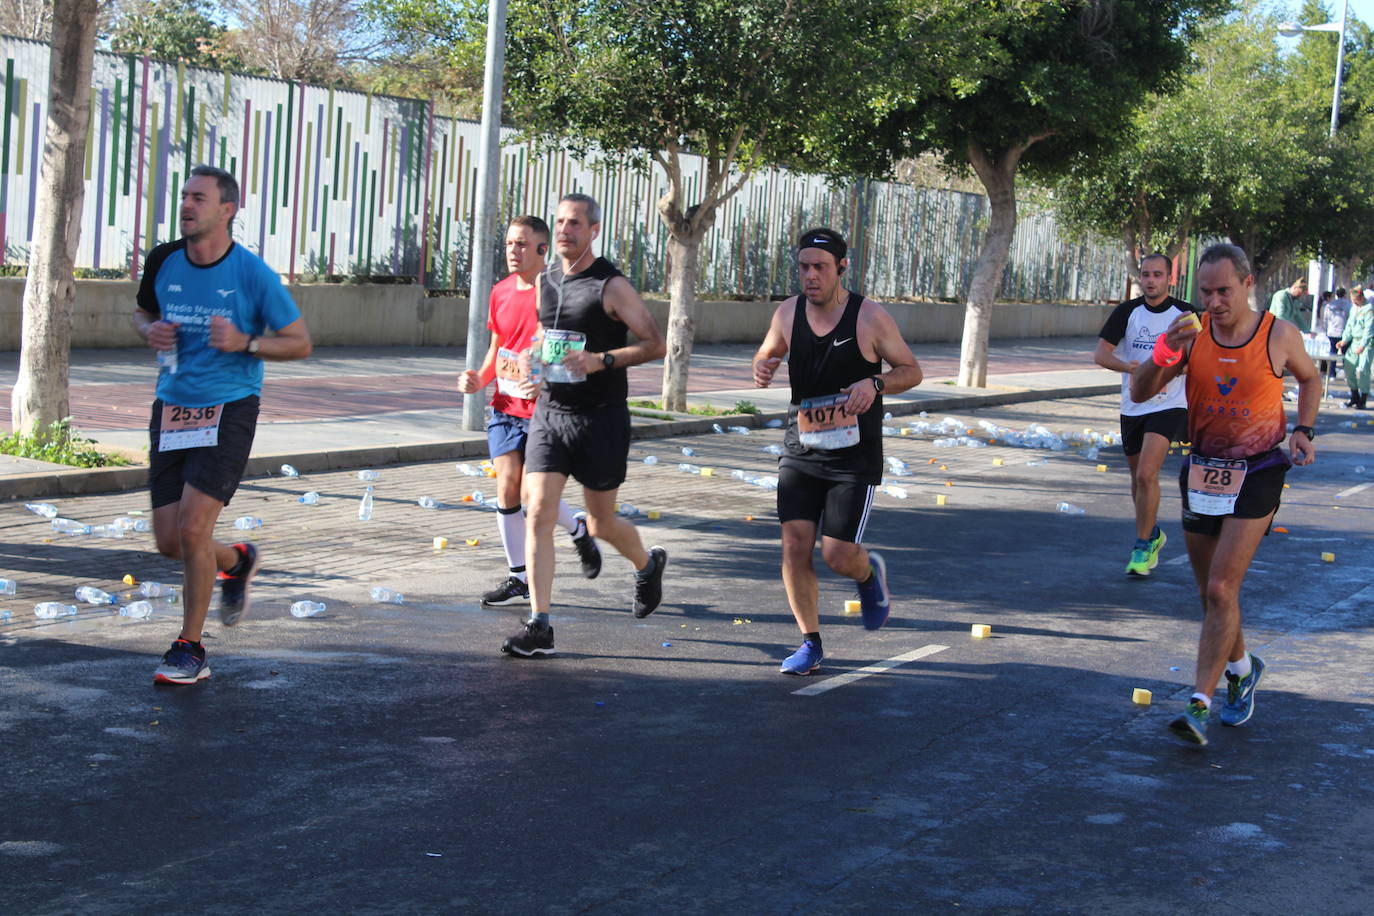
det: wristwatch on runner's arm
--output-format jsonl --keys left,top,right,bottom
{"left": 1293, "top": 425, "right": 1315, "bottom": 440}
{"left": 870, "top": 376, "right": 884, "bottom": 393}
{"left": 245, "top": 335, "right": 260, "bottom": 356}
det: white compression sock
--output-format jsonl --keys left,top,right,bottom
{"left": 557, "top": 501, "right": 581, "bottom": 535}
{"left": 1226, "top": 654, "right": 1252, "bottom": 680}
{"left": 496, "top": 505, "right": 527, "bottom": 580}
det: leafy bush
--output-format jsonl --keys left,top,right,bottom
{"left": 0, "top": 418, "right": 133, "bottom": 468}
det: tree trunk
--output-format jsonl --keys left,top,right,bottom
{"left": 11, "top": 0, "right": 99, "bottom": 439}
{"left": 1122, "top": 229, "right": 1142, "bottom": 299}
{"left": 660, "top": 233, "right": 702, "bottom": 412}
{"left": 959, "top": 141, "right": 1022, "bottom": 388}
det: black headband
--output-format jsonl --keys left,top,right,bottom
{"left": 797, "top": 227, "right": 847, "bottom": 262}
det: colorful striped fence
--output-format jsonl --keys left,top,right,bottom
{"left": 1, "top": 35, "right": 1128, "bottom": 301}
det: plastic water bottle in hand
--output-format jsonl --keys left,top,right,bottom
{"left": 290, "top": 600, "right": 326, "bottom": 618}
{"left": 75, "top": 586, "right": 118, "bottom": 606}
{"left": 371, "top": 586, "right": 404, "bottom": 604}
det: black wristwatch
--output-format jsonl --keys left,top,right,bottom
{"left": 870, "top": 376, "right": 885, "bottom": 394}
{"left": 602, "top": 351, "right": 616, "bottom": 370}
{"left": 1293, "top": 424, "right": 1315, "bottom": 440}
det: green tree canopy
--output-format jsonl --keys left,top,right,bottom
{"left": 107, "top": 0, "right": 231, "bottom": 68}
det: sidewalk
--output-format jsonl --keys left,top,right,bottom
{"left": 0, "top": 337, "right": 1119, "bottom": 498}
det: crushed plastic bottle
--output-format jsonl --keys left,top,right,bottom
{"left": 755, "top": 475, "right": 780, "bottom": 490}
{"left": 34, "top": 602, "right": 78, "bottom": 619}
{"left": 25, "top": 502, "right": 58, "bottom": 518}
{"left": 417, "top": 496, "right": 439, "bottom": 509}
{"left": 358, "top": 486, "right": 375, "bottom": 521}
{"left": 727, "top": 426, "right": 751, "bottom": 435}
{"left": 642, "top": 455, "right": 659, "bottom": 465}
{"left": 0, "top": 610, "right": 11, "bottom": 623}
{"left": 731, "top": 469, "right": 760, "bottom": 484}
{"left": 1026, "top": 458, "right": 1048, "bottom": 467}
{"left": 371, "top": 586, "right": 405, "bottom": 604}
{"left": 765, "top": 418, "right": 784, "bottom": 428}
{"left": 89, "top": 525, "right": 126, "bottom": 539}
{"left": 0, "top": 578, "right": 16, "bottom": 595}
{"left": 138, "top": 582, "right": 179, "bottom": 600}
{"left": 233, "top": 516, "right": 264, "bottom": 530}
{"left": 618, "top": 503, "right": 640, "bottom": 517}
{"left": 298, "top": 491, "right": 321, "bottom": 505}
{"left": 75, "top": 586, "right": 118, "bottom": 606}
{"left": 1056, "top": 502, "right": 1086, "bottom": 516}
{"left": 886, "top": 457, "right": 911, "bottom": 476}
{"left": 290, "top": 600, "right": 327, "bottom": 618}
{"left": 280, "top": 464, "right": 300, "bottom": 477}
{"left": 763, "top": 444, "right": 785, "bottom": 456}
{"left": 455, "top": 463, "right": 481, "bottom": 476}
{"left": 677, "top": 463, "right": 703, "bottom": 474}
{"left": 681, "top": 447, "right": 697, "bottom": 457}
{"left": 881, "top": 426, "right": 899, "bottom": 436}
{"left": 712, "top": 423, "right": 725, "bottom": 434}
{"left": 51, "top": 518, "right": 92, "bottom": 536}
{"left": 119, "top": 601, "right": 154, "bottom": 619}
{"left": 470, "top": 490, "right": 487, "bottom": 507}
{"left": 357, "top": 469, "right": 381, "bottom": 482}
{"left": 882, "top": 485, "right": 908, "bottom": 499}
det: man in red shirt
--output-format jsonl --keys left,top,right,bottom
{"left": 459, "top": 216, "right": 601, "bottom": 606}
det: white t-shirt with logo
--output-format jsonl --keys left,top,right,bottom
{"left": 1098, "top": 296, "right": 1198, "bottom": 417}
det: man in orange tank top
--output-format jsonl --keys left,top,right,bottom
{"left": 1131, "top": 244, "right": 1320, "bottom": 747}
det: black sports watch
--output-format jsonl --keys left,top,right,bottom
{"left": 602, "top": 351, "right": 616, "bottom": 370}
{"left": 1293, "top": 424, "right": 1315, "bottom": 440}
{"left": 870, "top": 376, "right": 885, "bottom": 394}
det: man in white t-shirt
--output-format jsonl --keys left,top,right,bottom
{"left": 1094, "top": 253, "right": 1201, "bottom": 577}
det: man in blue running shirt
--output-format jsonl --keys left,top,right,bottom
{"left": 133, "top": 165, "right": 312, "bottom": 685}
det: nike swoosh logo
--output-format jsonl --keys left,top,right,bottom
{"left": 832, "top": 337, "right": 853, "bottom": 348}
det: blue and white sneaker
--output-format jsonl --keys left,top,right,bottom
{"left": 857, "top": 551, "right": 890, "bottom": 630}
{"left": 1220, "top": 654, "right": 1265, "bottom": 727}
{"left": 1167, "top": 699, "right": 1210, "bottom": 746}
{"left": 153, "top": 638, "right": 210, "bottom": 685}
{"left": 780, "top": 639, "right": 823, "bottom": 676}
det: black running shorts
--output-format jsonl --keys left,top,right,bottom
{"left": 148, "top": 395, "right": 259, "bottom": 508}
{"left": 1120, "top": 408, "right": 1187, "bottom": 456}
{"left": 525, "top": 400, "right": 630, "bottom": 492}
{"left": 1178, "top": 451, "right": 1288, "bottom": 536}
{"left": 776, "top": 462, "right": 876, "bottom": 543}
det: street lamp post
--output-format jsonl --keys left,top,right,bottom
{"left": 1279, "top": 0, "right": 1348, "bottom": 140}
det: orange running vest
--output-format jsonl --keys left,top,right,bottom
{"left": 1186, "top": 311, "right": 1286, "bottom": 460}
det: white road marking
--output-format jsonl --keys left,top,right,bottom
{"left": 1165, "top": 554, "right": 1190, "bottom": 566}
{"left": 1335, "top": 481, "right": 1374, "bottom": 500}
{"left": 792, "top": 644, "right": 950, "bottom": 696}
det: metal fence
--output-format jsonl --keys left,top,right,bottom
{"left": 1, "top": 35, "right": 1128, "bottom": 301}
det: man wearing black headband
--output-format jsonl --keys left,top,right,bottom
{"left": 752, "top": 227, "right": 924, "bottom": 675}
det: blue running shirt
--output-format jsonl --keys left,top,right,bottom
{"left": 137, "top": 240, "right": 301, "bottom": 407}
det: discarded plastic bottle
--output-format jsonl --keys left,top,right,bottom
{"left": 158, "top": 345, "right": 178, "bottom": 375}
{"left": 119, "top": 601, "right": 154, "bottom": 619}
{"left": 34, "top": 602, "right": 78, "bottom": 619}
{"left": 358, "top": 487, "right": 375, "bottom": 521}
{"left": 1027, "top": 458, "right": 1048, "bottom": 467}
{"left": 756, "top": 475, "right": 780, "bottom": 490}
{"left": 138, "top": 581, "right": 178, "bottom": 599}
{"left": 681, "top": 447, "right": 696, "bottom": 457}
{"left": 1056, "top": 502, "right": 1086, "bottom": 516}
{"left": 618, "top": 503, "right": 639, "bottom": 517}
{"left": 51, "top": 518, "right": 92, "bottom": 536}
{"left": 371, "top": 586, "right": 405, "bottom": 604}
{"left": 677, "top": 463, "right": 703, "bottom": 474}
{"left": 727, "top": 426, "right": 750, "bottom": 435}
{"left": 470, "top": 490, "right": 489, "bottom": 507}
{"left": 25, "top": 502, "right": 58, "bottom": 518}
{"left": 455, "top": 463, "right": 481, "bottom": 476}
{"left": 75, "top": 586, "right": 118, "bottom": 606}
{"left": 882, "top": 485, "right": 908, "bottom": 499}
{"left": 886, "top": 456, "right": 910, "bottom": 475}
{"left": 763, "top": 444, "right": 785, "bottom": 456}
{"left": 358, "top": 469, "right": 381, "bottom": 482}
{"left": 766, "top": 418, "right": 784, "bottom": 429}
{"left": 280, "top": 464, "right": 300, "bottom": 477}
{"left": 298, "top": 491, "right": 321, "bottom": 505}
{"left": 712, "top": 423, "right": 725, "bottom": 434}
{"left": 643, "top": 455, "right": 659, "bottom": 465}
{"left": 112, "top": 516, "right": 136, "bottom": 531}
{"left": 881, "top": 426, "right": 899, "bottom": 436}
{"left": 290, "top": 600, "right": 327, "bottom": 618}
{"left": 883, "top": 411, "right": 894, "bottom": 421}
{"left": 0, "top": 579, "right": 16, "bottom": 595}
{"left": 417, "top": 496, "right": 439, "bottom": 509}
{"left": 234, "top": 516, "right": 264, "bottom": 530}
{"left": 0, "top": 610, "right": 11, "bottom": 623}
{"left": 1085, "top": 447, "right": 1100, "bottom": 461}
{"left": 1357, "top": 465, "right": 1367, "bottom": 474}
{"left": 90, "top": 525, "right": 126, "bottom": 539}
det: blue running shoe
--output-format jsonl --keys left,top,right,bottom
{"left": 1220, "top": 654, "right": 1265, "bottom": 727}
{"left": 857, "top": 551, "right": 890, "bottom": 630}
{"left": 1167, "top": 699, "right": 1210, "bottom": 746}
{"left": 780, "top": 639, "right": 823, "bottom": 675}
{"left": 153, "top": 638, "right": 210, "bottom": 685}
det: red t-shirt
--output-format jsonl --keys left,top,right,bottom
{"left": 486, "top": 273, "right": 540, "bottom": 419}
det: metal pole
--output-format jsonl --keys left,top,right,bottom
{"left": 1330, "top": 0, "right": 1348, "bottom": 139}
{"left": 462, "top": 0, "right": 509, "bottom": 432}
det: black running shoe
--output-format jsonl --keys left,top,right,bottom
{"left": 480, "top": 575, "right": 529, "bottom": 607}
{"left": 571, "top": 513, "right": 602, "bottom": 579}
{"left": 501, "top": 618, "right": 555, "bottom": 657}
{"left": 632, "top": 546, "right": 668, "bottom": 618}
{"left": 153, "top": 638, "right": 210, "bottom": 685}
{"left": 218, "top": 543, "right": 260, "bottom": 627}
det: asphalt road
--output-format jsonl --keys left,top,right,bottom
{"left": 3, "top": 394, "right": 1372, "bottom": 914}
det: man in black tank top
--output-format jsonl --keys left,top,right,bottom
{"left": 752, "top": 228, "right": 924, "bottom": 675}
{"left": 503, "top": 193, "right": 669, "bottom": 659}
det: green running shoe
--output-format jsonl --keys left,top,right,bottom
{"left": 1168, "top": 699, "right": 1210, "bottom": 746}
{"left": 1146, "top": 529, "right": 1167, "bottom": 567}
{"left": 1125, "top": 546, "right": 1152, "bottom": 578}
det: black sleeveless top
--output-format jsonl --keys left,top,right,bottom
{"left": 538, "top": 256, "right": 629, "bottom": 410}
{"left": 782, "top": 292, "right": 883, "bottom": 482}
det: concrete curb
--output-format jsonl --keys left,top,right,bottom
{"left": 0, "top": 383, "right": 1116, "bottom": 501}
